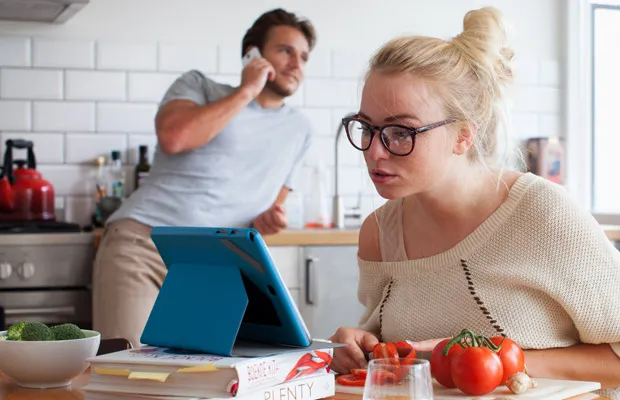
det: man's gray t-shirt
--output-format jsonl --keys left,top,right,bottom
{"left": 107, "top": 70, "right": 314, "bottom": 228}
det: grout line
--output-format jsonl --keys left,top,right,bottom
{"left": 125, "top": 71, "right": 130, "bottom": 102}
{"left": 28, "top": 37, "right": 33, "bottom": 67}
{"left": 0, "top": 98, "right": 158, "bottom": 106}
{"left": 29, "top": 100, "right": 34, "bottom": 131}
{"left": 156, "top": 42, "right": 161, "bottom": 72}
{"left": 62, "top": 132, "right": 67, "bottom": 164}
{"left": 216, "top": 45, "right": 222, "bottom": 74}
{"left": 93, "top": 40, "right": 98, "bottom": 69}
{"left": 62, "top": 69, "right": 67, "bottom": 100}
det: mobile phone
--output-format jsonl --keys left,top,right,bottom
{"left": 242, "top": 47, "right": 261, "bottom": 68}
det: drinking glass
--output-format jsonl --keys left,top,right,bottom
{"left": 362, "top": 358, "right": 434, "bottom": 400}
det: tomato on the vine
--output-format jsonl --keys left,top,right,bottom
{"left": 450, "top": 347, "right": 503, "bottom": 396}
{"left": 490, "top": 336, "right": 525, "bottom": 385}
{"left": 430, "top": 338, "right": 464, "bottom": 388}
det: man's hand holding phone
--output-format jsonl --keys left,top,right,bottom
{"left": 240, "top": 47, "right": 275, "bottom": 99}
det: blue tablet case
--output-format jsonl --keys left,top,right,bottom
{"left": 139, "top": 227, "right": 313, "bottom": 356}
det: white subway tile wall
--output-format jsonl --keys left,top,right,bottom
{"left": 33, "top": 38, "right": 94, "bottom": 69}
{"left": 0, "top": 37, "right": 31, "bottom": 67}
{"left": 0, "top": 36, "right": 563, "bottom": 228}
{"left": 65, "top": 70, "right": 127, "bottom": 101}
{"left": 1, "top": 69, "right": 63, "bottom": 99}
{"left": 158, "top": 43, "right": 218, "bottom": 74}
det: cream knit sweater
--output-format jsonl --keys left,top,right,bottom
{"left": 357, "top": 173, "right": 620, "bottom": 399}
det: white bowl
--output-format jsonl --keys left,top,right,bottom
{"left": 0, "top": 329, "right": 100, "bottom": 388}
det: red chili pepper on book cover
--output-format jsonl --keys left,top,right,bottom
{"left": 291, "top": 364, "right": 322, "bottom": 380}
{"left": 283, "top": 351, "right": 331, "bottom": 381}
{"left": 313, "top": 350, "right": 332, "bottom": 364}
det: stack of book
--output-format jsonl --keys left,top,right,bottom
{"left": 82, "top": 344, "right": 336, "bottom": 400}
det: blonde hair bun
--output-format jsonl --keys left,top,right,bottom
{"left": 452, "top": 6, "right": 515, "bottom": 89}
{"left": 367, "top": 7, "right": 518, "bottom": 166}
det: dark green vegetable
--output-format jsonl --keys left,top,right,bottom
{"left": 51, "top": 323, "right": 85, "bottom": 340}
{"left": 4, "top": 320, "right": 85, "bottom": 341}
{"left": 20, "top": 322, "right": 54, "bottom": 341}
{"left": 6, "top": 321, "right": 26, "bottom": 340}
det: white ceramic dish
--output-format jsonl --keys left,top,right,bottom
{"left": 0, "top": 329, "right": 101, "bottom": 388}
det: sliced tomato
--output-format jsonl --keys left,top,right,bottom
{"left": 393, "top": 341, "right": 416, "bottom": 360}
{"left": 372, "top": 342, "right": 399, "bottom": 361}
{"left": 336, "top": 373, "right": 366, "bottom": 387}
{"left": 351, "top": 368, "right": 368, "bottom": 378}
{"left": 370, "top": 369, "right": 398, "bottom": 385}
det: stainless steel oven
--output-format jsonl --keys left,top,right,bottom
{"left": 0, "top": 222, "right": 94, "bottom": 330}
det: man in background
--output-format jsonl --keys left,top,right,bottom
{"left": 93, "top": 8, "right": 317, "bottom": 347}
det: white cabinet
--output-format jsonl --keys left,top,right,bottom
{"left": 267, "top": 244, "right": 365, "bottom": 340}
{"left": 297, "top": 246, "right": 366, "bottom": 340}
{"left": 267, "top": 246, "right": 301, "bottom": 307}
{"left": 267, "top": 246, "right": 300, "bottom": 289}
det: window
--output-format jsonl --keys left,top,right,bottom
{"left": 591, "top": 5, "right": 620, "bottom": 214}
{"left": 567, "top": 0, "right": 620, "bottom": 224}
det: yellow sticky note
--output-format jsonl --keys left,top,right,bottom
{"left": 176, "top": 363, "right": 218, "bottom": 373}
{"left": 128, "top": 372, "right": 170, "bottom": 382}
{"left": 93, "top": 367, "right": 131, "bottom": 376}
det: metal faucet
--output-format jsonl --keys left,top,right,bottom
{"left": 333, "top": 113, "right": 362, "bottom": 229}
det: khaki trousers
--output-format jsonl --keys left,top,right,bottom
{"left": 92, "top": 219, "right": 167, "bottom": 348}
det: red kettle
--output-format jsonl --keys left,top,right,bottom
{"left": 0, "top": 139, "right": 55, "bottom": 221}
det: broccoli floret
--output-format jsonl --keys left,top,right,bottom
{"left": 7, "top": 321, "right": 27, "bottom": 340}
{"left": 50, "top": 323, "right": 85, "bottom": 341}
{"left": 20, "top": 321, "right": 54, "bottom": 341}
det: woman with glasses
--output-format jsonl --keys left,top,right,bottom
{"left": 329, "top": 7, "right": 620, "bottom": 397}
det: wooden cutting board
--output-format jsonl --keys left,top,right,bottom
{"left": 336, "top": 378, "right": 601, "bottom": 399}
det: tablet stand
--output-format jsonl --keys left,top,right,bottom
{"left": 138, "top": 226, "right": 317, "bottom": 357}
{"left": 140, "top": 262, "right": 249, "bottom": 356}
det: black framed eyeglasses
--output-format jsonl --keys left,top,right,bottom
{"left": 341, "top": 116, "right": 455, "bottom": 156}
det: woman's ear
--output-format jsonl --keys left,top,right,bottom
{"left": 453, "top": 122, "right": 476, "bottom": 155}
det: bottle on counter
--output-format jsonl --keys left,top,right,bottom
{"left": 109, "top": 150, "right": 126, "bottom": 198}
{"left": 304, "top": 163, "right": 332, "bottom": 229}
{"left": 91, "top": 156, "right": 108, "bottom": 227}
{"left": 134, "top": 145, "right": 151, "bottom": 190}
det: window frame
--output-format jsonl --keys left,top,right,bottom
{"left": 567, "top": 0, "right": 620, "bottom": 225}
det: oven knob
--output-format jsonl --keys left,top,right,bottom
{"left": 0, "top": 262, "right": 11, "bottom": 280}
{"left": 18, "top": 262, "right": 35, "bottom": 279}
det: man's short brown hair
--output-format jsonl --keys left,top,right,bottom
{"left": 241, "top": 8, "right": 316, "bottom": 57}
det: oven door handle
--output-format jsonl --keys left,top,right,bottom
{"left": 4, "top": 306, "right": 76, "bottom": 317}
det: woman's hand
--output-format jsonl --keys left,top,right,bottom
{"left": 407, "top": 337, "right": 451, "bottom": 352}
{"left": 329, "top": 327, "right": 379, "bottom": 375}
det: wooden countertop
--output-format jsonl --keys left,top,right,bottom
{"left": 0, "top": 369, "right": 608, "bottom": 400}
{"left": 93, "top": 227, "right": 360, "bottom": 249}
{"left": 261, "top": 229, "right": 359, "bottom": 246}
{"left": 602, "top": 225, "right": 620, "bottom": 241}
{"left": 92, "top": 225, "right": 620, "bottom": 250}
